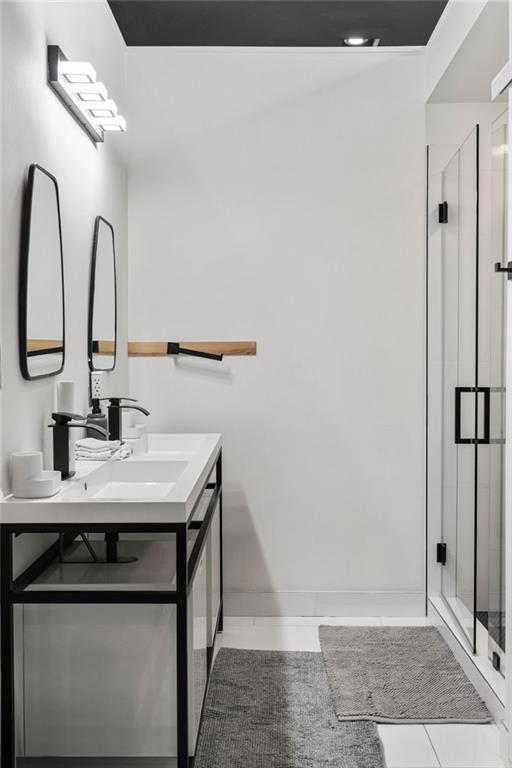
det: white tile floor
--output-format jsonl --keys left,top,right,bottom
{"left": 217, "top": 616, "right": 506, "bottom": 768}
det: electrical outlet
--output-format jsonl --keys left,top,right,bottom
{"left": 89, "top": 371, "right": 105, "bottom": 401}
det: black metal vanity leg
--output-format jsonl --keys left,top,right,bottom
{"left": 176, "top": 524, "right": 189, "bottom": 768}
{"left": 105, "top": 531, "right": 119, "bottom": 563}
{"left": 1, "top": 528, "right": 16, "bottom": 768}
{"left": 218, "top": 452, "right": 224, "bottom": 633}
{"left": 103, "top": 531, "right": 137, "bottom": 564}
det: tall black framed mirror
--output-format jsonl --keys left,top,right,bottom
{"left": 88, "top": 216, "right": 117, "bottom": 371}
{"left": 19, "top": 164, "right": 65, "bottom": 380}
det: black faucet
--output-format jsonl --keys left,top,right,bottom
{"left": 99, "top": 398, "right": 150, "bottom": 565}
{"left": 104, "top": 397, "right": 150, "bottom": 443}
{"left": 48, "top": 412, "right": 107, "bottom": 479}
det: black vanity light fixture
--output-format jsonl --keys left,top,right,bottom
{"left": 342, "top": 37, "right": 380, "bottom": 47}
{"left": 47, "top": 45, "right": 126, "bottom": 143}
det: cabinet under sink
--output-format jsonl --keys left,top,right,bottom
{"left": 23, "top": 513, "right": 220, "bottom": 758}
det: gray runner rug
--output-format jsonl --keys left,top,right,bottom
{"left": 195, "top": 648, "right": 386, "bottom": 768}
{"left": 319, "top": 626, "right": 491, "bottom": 724}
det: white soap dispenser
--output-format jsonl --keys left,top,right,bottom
{"left": 55, "top": 380, "right": 78, "bottom": 474}
{"left": 11, "top": 451, "right": 60, "bottom": 498}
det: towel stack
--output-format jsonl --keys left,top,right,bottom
{"left": 75, "top": 438, "right": 131, "bottom": 462}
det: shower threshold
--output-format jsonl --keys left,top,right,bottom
{"left": 429, "top": 597, "right": 505, "bottom": 709}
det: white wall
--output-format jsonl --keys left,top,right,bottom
{"left": 128, "top": 48, "right": 427, "bottom": 616}
{"left": 427, "top": 0, "right": 508, "bottom": 104}
{"left": 425, "top": 0, "right": 488, "bottom": 101}
{"left": 1, "top": 0, "right": 128, "bottom": 572}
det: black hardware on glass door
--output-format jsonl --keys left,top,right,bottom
{"left": 494, "top": 261, "right": 512, "bottom": 279}
{"left": 438, "top": 201, "right": 448, "bottom": 223}
{"left": 454, "top": 387, "right": 490, "bottom": 445}
{"left": 437, "top": 543, "right": 447, "bottom": 566}
{"left": 0, "top": 449, "right": 223, "bottom": 768}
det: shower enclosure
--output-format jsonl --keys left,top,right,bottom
{"left": 427, "top": 115, "right": 507, "bottom": 668}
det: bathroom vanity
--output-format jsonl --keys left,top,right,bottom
{"left": 0, "top": 433, "right": 222, "bottom": 768}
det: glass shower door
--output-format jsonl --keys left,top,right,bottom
{"left": 438, "top": 126, "right": 481, "bottom": 651}
{"left": 488, "top": 110, "right": 508, "bottom": 670}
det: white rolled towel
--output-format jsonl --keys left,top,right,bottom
{"left": 75, "top": 438, "right": 121, "bottom": 453}
{"left": 75, "top": 438, "right": 132, "bottom": 463}
{"left": 75, "top": 451, "right": 114, "bottom": 461}
{"left": 76, "top": 447, "right": 132, "bottom": 462}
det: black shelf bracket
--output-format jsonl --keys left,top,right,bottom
{"left": 167, "top": 342, "right": 223, "bottom": 361}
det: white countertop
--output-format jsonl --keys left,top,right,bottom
{"left": 1, "top": 433, "right": 221, "bottom": 525}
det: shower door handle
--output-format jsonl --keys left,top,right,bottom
{"left": 494, "top": 261, "right": 512, "bottom": 279}
{"left": 454, "top": 386, "right": 490, "bottom": 444}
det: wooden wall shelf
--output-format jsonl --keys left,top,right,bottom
{"left": 128, "top": 341, "right": 257, "bottom": 357}
{"left": 28, "top": 340, "right": 257, "bottom": 358}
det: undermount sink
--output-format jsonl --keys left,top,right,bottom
{"left": 133, "top": 433, "right": 211, "bottom": 461}
{"left": 94, "top": 482, "right": 174, "bottom": 500}
{"left": 1, "top": 433, "right": 222, "bottom": 524}
{"left": 62, "top": 460, "right": 189, "bottom": 502}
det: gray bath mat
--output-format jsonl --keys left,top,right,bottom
{"left": 319, "top": 626, "right": 491, "bottom": 724}
{"left": 195, "top": 648, "right": 385, "bottom": 767}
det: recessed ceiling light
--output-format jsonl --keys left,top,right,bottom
{"left": 342, "top": 37, "right": 380, "bottom": 47}
{"left": 344, "top": 37, "right": 368, "bottom": 46}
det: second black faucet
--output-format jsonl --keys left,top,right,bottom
{"left": 104, "top": 397, "right": 150, "bottom": 443}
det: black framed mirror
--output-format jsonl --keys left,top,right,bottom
{"left": 19, "top": 164, "right": 65, "bottom": 380}
{"left": 88, "top": 216, "right": 117, "bottom": 371}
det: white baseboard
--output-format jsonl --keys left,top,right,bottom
{"left": 224, "top": 590, "right": 426, "bottom": 617}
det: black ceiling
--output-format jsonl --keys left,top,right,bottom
{"left": 108, "top": 0, "right": 448, "bottom": 47}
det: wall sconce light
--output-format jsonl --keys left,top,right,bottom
{"left": 47, "top": 45, "right": 126, "bottom": 143}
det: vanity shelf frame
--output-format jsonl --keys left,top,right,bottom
{"left": 0, "top": 450, "right": 223, "bottom": 768}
